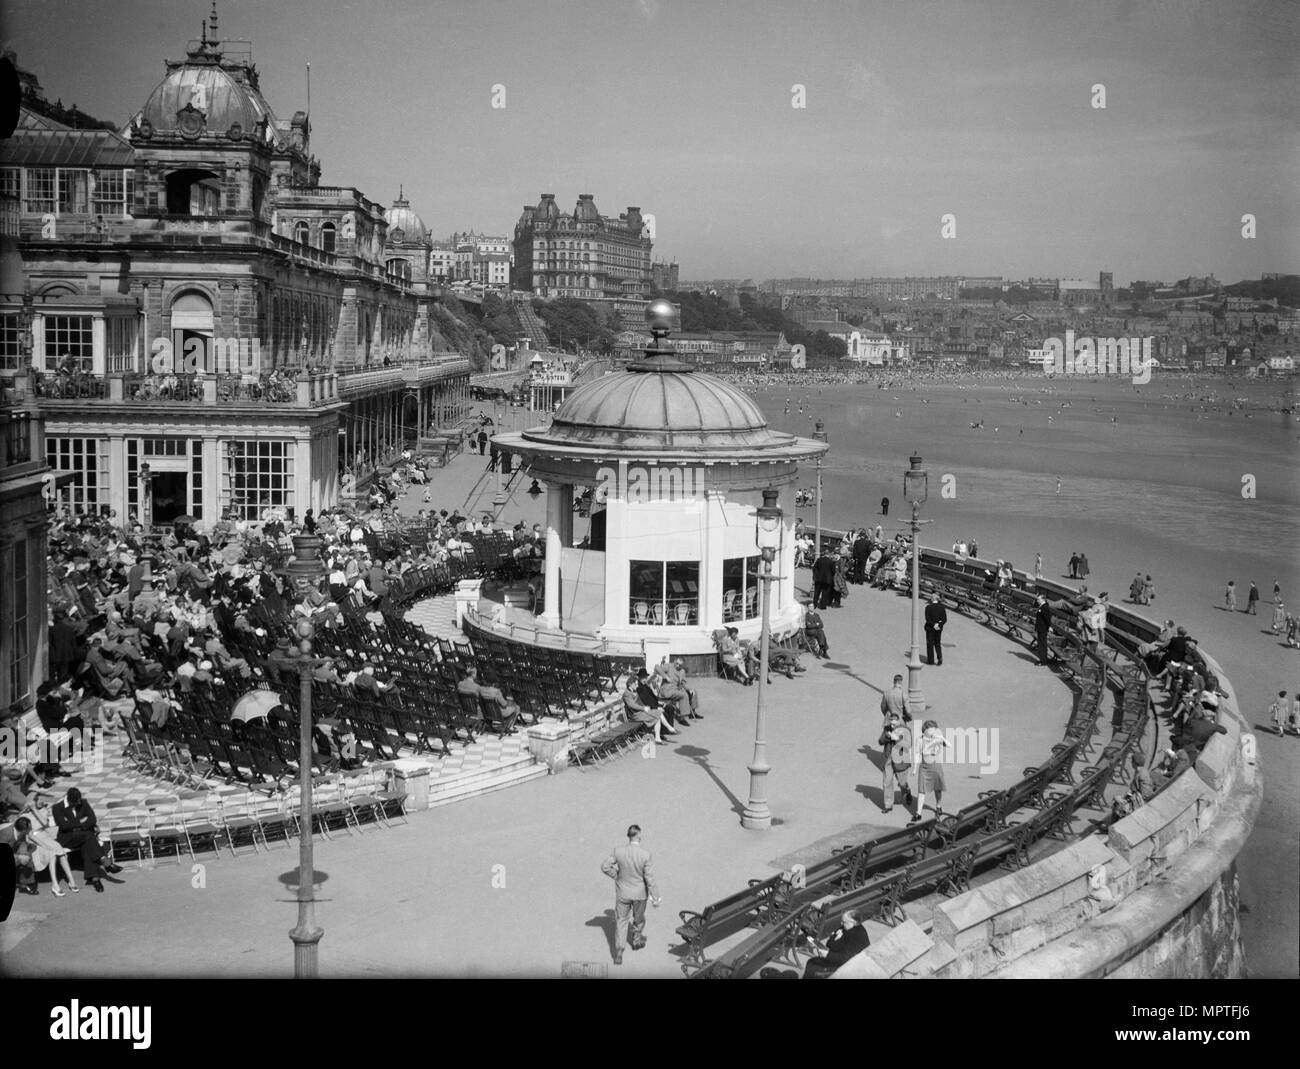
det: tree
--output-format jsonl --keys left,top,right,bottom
{"left": 533, "top": 298, "right": 614, "bottom": 352}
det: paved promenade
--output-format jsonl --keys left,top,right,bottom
{"left": 4, "top": 436, "right": 1074, "bottom": 977}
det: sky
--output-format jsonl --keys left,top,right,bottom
{"left": 3, "top": 0, "right": 1297, "bottom": 284}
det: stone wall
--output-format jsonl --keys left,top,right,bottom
{"left": 834, "top": 632, "right": 1261, "bottom": 978}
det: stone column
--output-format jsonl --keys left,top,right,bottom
{"left": 558, "top": 483, "right": 574, "bottom": 547}
{"left": 294, "top": 436, "right": 312, "bottom": 520}
{"left": 201, "top": 436, "right": 220, "bottom": 523}
{"left": 26, "top": 521, "right": 48, "bottom": 699}
{"left": 540, "top": 483, "right": 564, "bottom": 628}
{"left": 107, "top": 435, "right": 127, "bottom": 522}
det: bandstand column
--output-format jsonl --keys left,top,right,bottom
{"left": 557, "top": 483, "right": 574, "bottom": 546}
{"left": 540, "top": 483, "right": 564, "bottom": 628}
{"left": 699, "top": 490, "right": 721, "bottom": 632}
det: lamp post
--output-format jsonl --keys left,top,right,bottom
{"left": 269, "top": 533, "right": 327, "bottom": 978}
{"left": 139, "top": 462, "right": 154, "bottom": 534}
{"left": 492, "top": 396, "right": 505, "bottom": 515}
{"left": 742, "top": 488, "right": 783, "bottom": 830}
{"left": 811, "top": 420, "right": 828, "bottom": 558}
{"left": 903, "top": 453, "right": 929, "bottom": 718}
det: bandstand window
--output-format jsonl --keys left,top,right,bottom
{"left": 722, "top": 556, "right": 761, "bottom": 622}
{"left": 629, "top": 559, "right": 699, "bottom": 626}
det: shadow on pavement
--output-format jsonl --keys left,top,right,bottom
{"left": 674, "top": 744, "right": 747, "bottom": 818}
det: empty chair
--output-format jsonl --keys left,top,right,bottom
{"left": 145, "top": 795, "right": 185, "bottom": 861}
{"left": 103, "top": 800, "right": 152, "bottom": 865}
{"left": 216, "top": 798, "right": 264, "bottom": 856}
{"left": 181, "top": 810, "right": 224, "bottom": 858}
{"left": 723, "top": 591, "right": 738, "bottom": 622}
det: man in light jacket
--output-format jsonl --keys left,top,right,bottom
{"left": 600, "top": 824, "right": 661, "bottom": 965}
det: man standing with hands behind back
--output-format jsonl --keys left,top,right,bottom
{"left": 601, "top": 824, "right": 661, "bottom": 965}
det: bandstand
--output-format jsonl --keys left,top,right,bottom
{"left": 490, "top": 301, "right": 828, "bottom": 668}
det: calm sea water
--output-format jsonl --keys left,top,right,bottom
{"left": 752, "top": 375, "right": 1300, "bottom": 556}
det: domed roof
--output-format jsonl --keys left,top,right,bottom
{"left": 524, "top": 367, "right": 793, "bottom": 453}
{"left": 135, "top": 57, "right": 280, "bottom": 142}
{"left": 387, "top": 193, "right": 429, "bottom": 245}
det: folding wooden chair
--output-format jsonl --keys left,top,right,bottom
{"left": 145, "top": 795, "right": 186, "bottom": 861}
{"left": 216, "top": 798, "right": 265, "bottom": 856}
{"left": 181, "top": 810, "right": 224, "bottom": 858}
{"left": 251, "top": 796, "right": 297, "bottom": 846}
{"left": 308, "top": 780, "right": 354, "bottom": 839}
{"left": 104, "top": 800, "right": 153, "bottom": 866}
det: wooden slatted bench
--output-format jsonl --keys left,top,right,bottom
{"left": 932, "top": 791, "right": 1010, "bottom": 848}
{"left": 686, "top": 904, "right": 813, "bottom": 979}
{"left": 569, "top": 720, "right": 650, "bottom": 769}
{"left": 676, "top": 870, "right": 787, "bottom": 966}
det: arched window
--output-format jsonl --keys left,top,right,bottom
{"left": 165, "top": 169, "right": 220, "bottom": 215}
{"left": 294, "top": 221, "right": 310, "bottom": 246}
{"left": 320, "top": 222, "right": 336, "bottom": 254}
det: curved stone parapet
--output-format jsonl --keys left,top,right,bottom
{"left": 832, "top": 548, "right": 1262, "bottom": 979}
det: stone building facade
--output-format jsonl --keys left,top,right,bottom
{"left": 0, "top": 32, "right": 469, "bottom": 528}
{"left": 512, "top": 193, "right": 652, "bottom": 302}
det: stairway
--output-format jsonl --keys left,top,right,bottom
{"left": 511, "top": 294, "right": 550, "bottom": 349}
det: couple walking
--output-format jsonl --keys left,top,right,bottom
{"left": 878, "top": 676, "right": 951, "bottom": 822}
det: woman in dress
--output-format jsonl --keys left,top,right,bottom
{"left": 1141, "top": 575, "right": 1156, "bottom": 604}
{"left": 909, "top": 720, "right": 952, "bottom": 824}
{"left": 622, "top": 678, "right": 678, "bottom": 744}
{"left": 1077, "top": 553, "right": 1091, "bottom": 580}
{"left": 718, "top": 628, "right": 752, "bottom": 684}
{"left": 1034, "top": 553, "right": 1044, "bottom": 581}
{"left": 12, "top": 814, "right": 80, "bottom": 896}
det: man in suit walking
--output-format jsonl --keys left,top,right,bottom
{"left": 601, "top": 824, "right": 661, "bottom": 965}
{"left": 924, "top": 592, "right": 948, "bottom": 666}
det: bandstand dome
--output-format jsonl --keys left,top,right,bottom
{"left": 536, "top": 368, "right": 785, "bottom": 453}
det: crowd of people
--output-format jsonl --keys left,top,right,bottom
{"left": 800, "top": 521, "right": 913, "bottom": 607}
{"left": 0, "top": 486, "right": 559, "bottom": 894}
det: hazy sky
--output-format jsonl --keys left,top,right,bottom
{"left": 3, "top": 0, "right": 1296, "bottom": 283}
